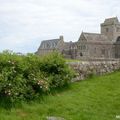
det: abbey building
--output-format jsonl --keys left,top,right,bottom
{"left": 36, "top": 17, "right": 120, "bottom": 59}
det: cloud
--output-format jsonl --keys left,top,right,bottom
{"left": 0, "top": 0, "right": 120, "bottom": 53}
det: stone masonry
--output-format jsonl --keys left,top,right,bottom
{"left": 36, "top": 17, "right": 120, "bottom": 59}
{"left": 68, "top": 60, "right": 120, "bottom": 82}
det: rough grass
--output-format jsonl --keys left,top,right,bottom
{"left": 65, "top": 58, "right": 80, "bottom": 62}
{"left": 0, "top": 71, "right": 120, "bottom": 120}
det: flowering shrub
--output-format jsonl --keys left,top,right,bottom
{"left": 39, "top": 52, "right": 74, "bottom": 88}
{"left": 0, "top": 50, "right": 74, "bottom": 102}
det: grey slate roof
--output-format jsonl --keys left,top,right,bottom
{"left": 81, "top": 32, "right": 112, "bottom": 43}
{"left": 40, "top": 39, "right": 60, "bottom": 49}
{"left": 62, "top": 42, "right": 77, "bottom": 50}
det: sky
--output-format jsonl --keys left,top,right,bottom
{"left": 0, "top": 0, "right": 120, "bottom": 53}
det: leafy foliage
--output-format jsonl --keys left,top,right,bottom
{"left": 0, "top": 50, "right": 74, "bottom": 102}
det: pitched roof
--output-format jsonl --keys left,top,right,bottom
{"left": 80, "top": 32, "right": 112, "bottom": 43}
{"left": 39, "top": 38, "right": 60, "bottom": 49}
{"left": 62, "top": 41, "right": 77, "bottom": 50}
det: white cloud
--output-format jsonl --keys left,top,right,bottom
{"left": 0, "top": 0, "right": 120, "bottom": 53}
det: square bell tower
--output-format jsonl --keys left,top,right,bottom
{"left": 101, "top": 17, "right": 120, "bottom": 42}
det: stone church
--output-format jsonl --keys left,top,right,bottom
{"left": 36, "top": 17, "right": 120, "bottom": 59}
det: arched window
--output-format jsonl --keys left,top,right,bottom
{"left": 80, "top": 53, "right": 83, "bottom": 56}
{"left": 94, "top": 48, "right": 96, "bottom": 53}
{"left": 101, "top": 49, "right": 105, "bottom": 55}
{"left": 117, "top": 28, "right": 120, "bottom": 32}
{"left": 106, "top": 28, "right": 109, "bottom": 32}
{"left": 116, "top": 36, "right": 120, "bottom": 42}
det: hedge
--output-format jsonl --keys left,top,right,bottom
{"left": 0, "top": 50, "right": 74, "bottom": 103}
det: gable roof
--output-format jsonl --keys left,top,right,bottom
{"left": 79, "top": 32, "right": 112, "bottom": 43}
{"left": 62, "top": 42, "right": 77, "bottom": 50}
{"left": 39, "top": 38, "right": 60, "bottom": 49}
{"left": 39, "top": 36, "right": 64, "bottom": 49}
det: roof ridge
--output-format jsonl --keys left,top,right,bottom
{"left": 83, "top": 32, "right": 101, "bottom": 35}
{"left": 42, "top": 38, "right": 60, "bottom": 42}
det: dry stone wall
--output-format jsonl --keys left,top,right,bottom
{"left": 68, "top": 60, "right": 120, "bottom": 82}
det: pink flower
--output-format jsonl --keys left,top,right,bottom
{"left": 38, "top": 82, "right": 40, "bottom": 85}
{"left": 40, "top": 86, "right": 42, "bottom": 88}
{"left": 8, "top": 83, "right": 11, "bottom": 86}
{"left": 8, "top": 60, "right": 11, "bottom": 63}
{"left": 8, "top": 92, "right": 11, "bottom": 95}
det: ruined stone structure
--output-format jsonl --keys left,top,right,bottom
{"left": 36, "top": 17, "right": 120, "bottom": 59}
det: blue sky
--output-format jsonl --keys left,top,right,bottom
{"left": 0, "top": 0, "right": 120, "bottom": 53}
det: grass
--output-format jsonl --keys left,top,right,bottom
{"left": 0, "top": 71, "right": 120, "bottom": 120}
{"left": 65, "top": 59, "right": 80, "bottom": 62}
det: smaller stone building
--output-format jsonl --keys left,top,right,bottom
{"left": 36, "top": 36, "right": 64, "bottom": 55}
{"left": 36, "top": 17, "right": 120, "bottom": 59}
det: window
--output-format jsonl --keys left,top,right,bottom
{"left": 79, "top": 45, "right": 86, "bottom": 50}
{"left": 80, "top": 53, "right": 83, "bottom": 56}
{"left": 117, "top": 27, "right": 120, "bottom": 32}
{"left": 116, "top": 36, "right": 120, "bottom": 42}
{"left": 94, "top": 48, "right": 96, "bottom": 53}
{"left": 106, "top": 28, "right": 109, "bottom": 32}
{"left": 83, "top": 45, "right": 86, "bottom": 50}
{"left": 101, "top": 49, "right": 105, "bottom": 55}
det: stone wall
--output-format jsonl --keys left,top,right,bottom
{"left": 68, "top": 60, "right": 120, "bottom": 82}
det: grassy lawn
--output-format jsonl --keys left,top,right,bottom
{"left": 0, "top": 71, "right": 120, "bottom": 120}
{"left": 65, "top": 58, "right": 80, "bottom": 62}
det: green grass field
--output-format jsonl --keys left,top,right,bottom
{"left": 0, "top": 71, "right": 120, "bottom": 120}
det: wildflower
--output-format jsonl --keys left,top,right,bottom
{"left": 8, "top": 92, "right": 11, "bottom": 96}
{"left": 8, "top": 90, "right": 11, "bottom": 93}
{"left": 11, "top": 61, "right": 15, "bottom": 65}
{"left": 5, "top": 91, "right": 7, "bottom": 94}
{"left": 8, "top": 60, "right": 11, "bottom": 63}
{"left": 40, "top": 86, "right": 42, "bottom": 88}
{"left": 45, "top": 86, "right": 48, "bottom": 89}
{"left": 5, "top": 90, "right": 11, "bottom": 96}
{"left": 37, "top": 82, "right": 40, "bottom": 85}
{"left": 8, "top": 83, "right": 11, "bottom": 86}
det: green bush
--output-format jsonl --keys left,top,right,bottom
{"left": 39, "top": 52, "right": 74, "bottom": 88}
{"left": 0, "top": 51, "right": 74, "bottom": 103}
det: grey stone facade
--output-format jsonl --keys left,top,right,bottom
{"left": 36, "top": 17, "right": 120, "bottom": 59}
